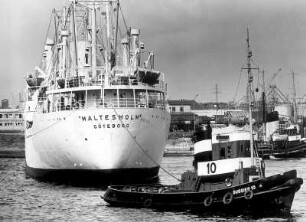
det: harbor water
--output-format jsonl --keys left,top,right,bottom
{"left": 1, "top": 140, "right": 306, "bottom": 221}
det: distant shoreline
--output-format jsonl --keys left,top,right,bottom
{"left": 0, "top": 132, "right": 24, "bottom": 136}
{"left": 0, "top": 149, "right": 25, "bottom": 158}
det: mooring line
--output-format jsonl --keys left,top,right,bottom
{"left": 111, "top": 106, "right": 181, "bottom": 182}
{"left": 25, "top": 109, "right": 77, "bottom": 139}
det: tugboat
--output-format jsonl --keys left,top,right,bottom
{"left": 268, "top": 111, "right": 306, "bottom": 158}
{"left": 256, "top": 69, "right": 306, "bottom": 159}
{"left": 257, "top": 110, "right": 306, "bottom": 159}
{"left": 102, "top": 29, "right": 303, "bottom": 215}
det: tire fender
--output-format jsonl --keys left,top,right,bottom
{"left": 274, "top": 196, "right": 284, "bottom": 205}
{"left": 223, "top": 192, "right": 233, "bottom": 205}
{"left": 244, "top": 190, "right": 254, "bottom": 200}
{"left": 143, "top": 198, "right": 152, "bottom": 207}
{"left": 204, "top": 195, "right": 213, "bottom": 207}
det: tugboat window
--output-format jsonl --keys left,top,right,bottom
{"left": 240, "top": 143, "right": 244, "bottom": 156}
{"left": 227, "top": 146, "right": 231, "bottom": 158}
{"left": 220, "top": 148, "right": 225, "bottom": 159}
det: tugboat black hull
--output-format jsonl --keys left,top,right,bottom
{"left": 102, "top": 170, "right": 302, "bottom": 215}
{"left": 272, "top": 143, "right": 306, "bottom": 158}
{"left": 256, "top": 141, "right": 306, "bottom": 159}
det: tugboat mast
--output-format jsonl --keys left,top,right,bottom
{"left": 242, "top": 27, "right": 258, "bottom": 166}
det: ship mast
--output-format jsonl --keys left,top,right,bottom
{"left": 71, "top": 0, "right": 79, "bottom": 77}
{"left": 91, "top": 2, "right": 97, "bottom": 79}
{"left": 242, "top": 27, "right": 258, "bottom": 166}
{"left": 113, "top": 0, "right": 120, "bottom": 66}
{"left": 105, "top": 1, "right": 112, "bottom": 73}
{"left": 61, "top": 6, "right": 68, "bottom": 79}
{"left": 291, "top": 69, "right": 297, "bottom": 124}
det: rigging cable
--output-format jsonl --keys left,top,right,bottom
{"left": 119, "top": 2, "right": 129, "bottom": 34}
{"left": 38, "top": 12, "right": 53, "bottom": 68}
{"left": 111, "top": 106, "right": 181, "bottom": 182}
{"left": 25, "top": 105, "right": 78, "bottom": 139}
{"left": 233, "top": 68, "right": 243, "bottom": 104}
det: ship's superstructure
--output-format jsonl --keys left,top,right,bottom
{"left": 24, "top": 0, "right": 170, "bottom": 183}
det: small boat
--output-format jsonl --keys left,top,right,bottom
{"left": 164, "top": 137, "right": 194, "bottom": 157}
{"left": 256, "top": 68, "right": 306, "bottom": 159}
{"left": 102, "top": 29, "right": 303, "bottom": 216}
{"left": 0, "top": 108, "right": 24, "bottom": 134}
{"left": 271, "top": 125, "right": 306, "bottom": 158}
{"left": 257, "top": 111, "right": 306, "bottom": 159}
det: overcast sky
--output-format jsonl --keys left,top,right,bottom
{"left": 1, "top": 0, "right": 306, "bottom": 106}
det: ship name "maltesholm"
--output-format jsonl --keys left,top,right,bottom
{"left": 79, "top": 114, "right": 142, "bottom": 122}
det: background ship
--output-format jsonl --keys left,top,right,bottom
{"left": 0, "top": 99, "right": 25, "bottom": 158}
{"left": 24, "top": 0, "right": 170, "bottom": 184}
{"left": 0, "top": 109, "right": 23, "bottom": 133}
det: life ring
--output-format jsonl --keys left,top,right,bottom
{"left": 143, "top": 198, "right": 152, "bottom": 207}
{"left": 225, "top": 178, "right": 232, "bottom": 187}
{"left": 204, "top": 195, "right": 213, "bottom": 207}
{"left": 274, "top": 196, "right": 284, "bottom": 205}
{"left": 223, "top": 192, "right": 233, "bottom": 205}
{"left": 244, "top": 190, "right": 254, "bottom": 200}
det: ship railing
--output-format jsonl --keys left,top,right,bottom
{"left": 0, "top": 119, "right": 24, "bottom": 124}
{"left": 110, "top": 77, "right": 166, "bottom": 91}
{"left": 35, "top": 97, "right": 166, "bottom": 113}
{"left": 51, "top": 66, "right": 166, "bottom": 91}
{"left": 92, "top": 98, "right": 166, "bottom": 110}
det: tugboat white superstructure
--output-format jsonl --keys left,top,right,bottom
{"left": 24, "top": 0, "right": 170, "bottom": 184}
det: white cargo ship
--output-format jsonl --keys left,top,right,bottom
{"left": 24, "top": 0, "right": 170, "bottom": 184}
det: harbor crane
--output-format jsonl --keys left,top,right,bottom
{"left": 264, "top": 68, "right": 290, "bottom": 105}
{"left": 265, "top": 68, "right": 281, "bottom": 93}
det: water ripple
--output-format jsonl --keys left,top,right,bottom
{"left": 0, "top": 156, "right": 305, "bottom": 221}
